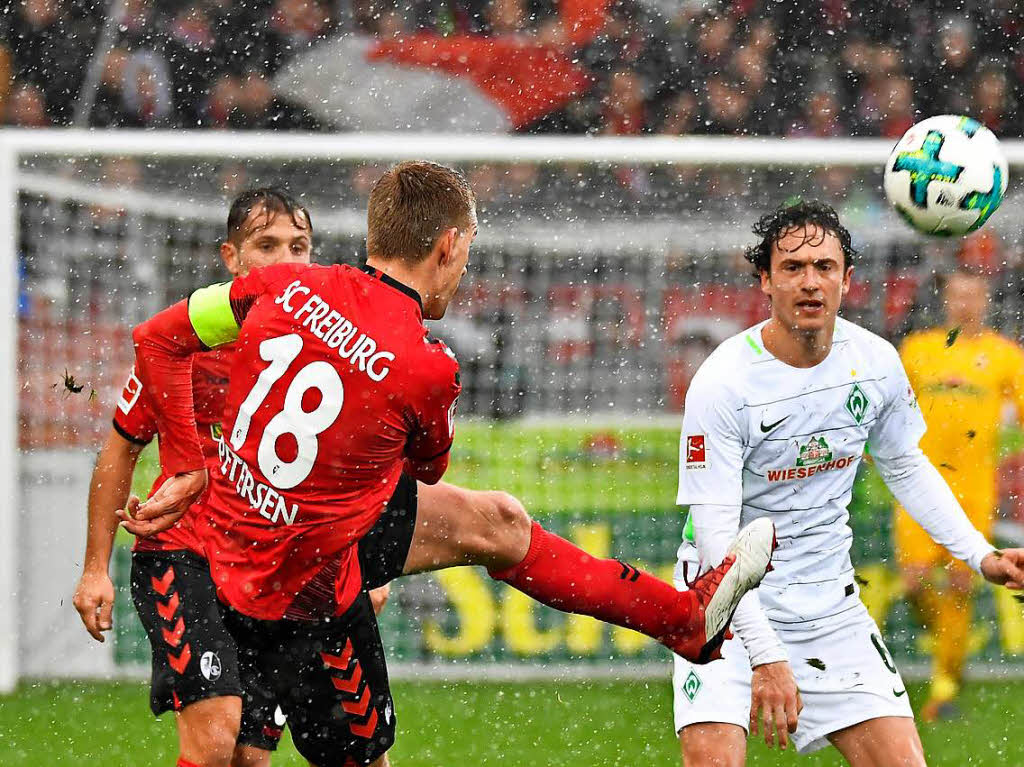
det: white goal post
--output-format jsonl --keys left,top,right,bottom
{"left": 4, "top": 128, "right": 1024, "bottom": 692}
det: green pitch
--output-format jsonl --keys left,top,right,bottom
{"left": 2, "top": 678, "right": 1021, "bottom": 765}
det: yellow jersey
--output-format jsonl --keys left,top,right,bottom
{"left": 900, "top": 327, "right": 1024, "bottom": 510}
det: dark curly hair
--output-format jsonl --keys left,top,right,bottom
{"left": 744, "top": 200, "right": 856, "bottom": 277}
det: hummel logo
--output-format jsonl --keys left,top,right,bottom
{"left": 617, "top": 561, "right": 641, "bottom": 582}
{"left": 760, "top": 415, "right": 789, "bottom": 434}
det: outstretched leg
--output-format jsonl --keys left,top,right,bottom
{"left": 399, "top": 482, "right": 775, "bottom": 662}
{"left": 401, "top": 482, "right": 532, "bottom": 574}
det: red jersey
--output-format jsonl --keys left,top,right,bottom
{"left": 194, "top": 263, "right": 460, "bottom": 620}
{"left": 112, "top": 346, "right": 235, "bottom": 555}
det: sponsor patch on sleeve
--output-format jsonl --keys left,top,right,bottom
{"left": 685, "top": 434, "right": 708, "bottom": 469}
{"left": 116, "top": 369, "right": 143, "bottom": 414}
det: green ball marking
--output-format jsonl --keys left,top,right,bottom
{"left": 893, "top": 131, "right": 964, "bottom": 208}
{"left": 962, "top": 164, "right": 1004, "bottom": 233}
{"left": 957, "top": 116, "right": 982, "bottom": 137}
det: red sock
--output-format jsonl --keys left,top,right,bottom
{"left": 177, "top": 759, "right": 201, "bottom": 767}
{"left": 489, "top": 522, "right": 697, "bottom": 643}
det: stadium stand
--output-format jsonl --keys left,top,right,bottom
{"left": 1, "top": 1, "right": 1022, "bottom": 137}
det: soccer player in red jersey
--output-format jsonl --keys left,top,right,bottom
{"left": 73, "top": 188, "right": 317, "bottom": 767}
{"left": 123, "top": 162, "right": 776, "bottom": 767}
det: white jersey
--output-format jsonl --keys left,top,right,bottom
{"left": 676, "top": 317, "right": 926, "bottom": 627}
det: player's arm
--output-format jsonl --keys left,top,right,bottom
{"left": 73, "top": 427, "right": 145, "bottom": 641}
{"left": 678, "top": 368, "right": 800, "bottom": 749}
{"left": 75, "top": 368, "right": 156, "bottom": 638}
{"left": 123, "top": 267, "right": 296, "bottom": 531}
{"left": 874, "top": 448, "right": 1024, "bottom": 587}
{"left": 117, "top": 300, "right": 211, "bottom": 533}
{"left": 121, "top": 277, "right": 261, "bottom": 532}
{"left": 871, "top": 344, "right": 1024, "bottom": 588}
{"left": 404, "top": 341, "right": 461, "bottom": 485}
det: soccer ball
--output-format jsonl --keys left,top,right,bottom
{"left": 883, "top": 115, "right": 1008, "bottom": 237}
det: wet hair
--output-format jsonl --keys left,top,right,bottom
{"left": 744, "top": 200, "right": 856, "bottom": 277}
{"left": 226, "top": 187, "right": 311, "bottom": 245}
{"left": 367, "top": 161, "right": 476, "bottom": 264}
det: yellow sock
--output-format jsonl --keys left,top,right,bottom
{"left": 931, "top": 587, "right": 971, "bottom": 702}
{"left": 907, "top": 578, "right": 968, "bottom": 704}
{"left": 931, "top": 672, "right": 958, "bottom": 704}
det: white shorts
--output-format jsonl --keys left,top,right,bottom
{"left": 672, "top": 601, "right": 913, "bottom": 754}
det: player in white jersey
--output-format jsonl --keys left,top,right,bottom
{"left": 672, "top": 201, "right": 1024, "bottom": 766}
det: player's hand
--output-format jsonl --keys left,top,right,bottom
{"left": 749, "top": 661, "right": 802, "bottom": 750}
{"left": 980, "top": 549, "right": 1024, "bottom": 590}
{"left": 73, "top": 568, "right": 115, "bottom": 642}
{"left": 369, "top": 583, "right": 391, "bottom": 615}
{"left": 116, "top": 469, "right": 207, "bottom": 537}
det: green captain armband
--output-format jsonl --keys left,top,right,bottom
{"left": 188, "top": 282, "right": 239, "bottom": 348}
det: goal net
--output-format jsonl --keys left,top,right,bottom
{"left": 5, "top": 131, "right": 1024, "bottom": 689}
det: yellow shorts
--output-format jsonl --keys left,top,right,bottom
{"left": 894, "top": 484, "right": 994, "bottom": 571}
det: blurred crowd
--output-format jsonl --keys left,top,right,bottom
{"left": 2, "top": 0, "right": 1024, "bottom": 136}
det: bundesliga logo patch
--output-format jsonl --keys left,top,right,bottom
{"left": 685, "top": 435, "right": 707, "bottom": 469}
{"left": 116, "top": 369, "right": 143, "bottom": 414}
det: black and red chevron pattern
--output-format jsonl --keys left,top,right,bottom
{"left": 321, "top": 640, "right": 379, "bottom": 739}
{"left": 152, "top": 565, "right": 191, "bottom": 679}
{"left": 616, "top": 560, "right": 641, "bottom": 582}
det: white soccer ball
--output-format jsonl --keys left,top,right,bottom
{"left": 883, "top": 115, "right": 1008, "bottom": 237}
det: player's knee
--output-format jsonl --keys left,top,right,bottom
{"left": 489, "top": 492, "right": 530, "bottom": 534}
{"left": 875, "top": 740, "right": 926, "bottom": 767}
{"left": 680, "top": 742, "right": 743, "bottom": 767}
{"left": 185, "top": 716, "right": 240, "bottom": 767}
{"left": 679, "top": 728, "right": 744, "bottom": 767}
{"left": 463, "top": 491, "right": 530, "bottom": 565}
{"left": 230, "top": 745, "right": 271, "bottom": 767}
{"left": 483, "top": 492, "right": 530, "bottom": 545}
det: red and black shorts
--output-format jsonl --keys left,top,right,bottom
{"left": 129, "top": 475, "right": 418, "bottom": 757}
{"left": 211, "top": 474, "right": 416, "bottom": 764}
{"left": 221, "top": 591, "right": 396, "bottom": 766}
{"left": 130, "top": 549, "right": 285, "bottom": 750}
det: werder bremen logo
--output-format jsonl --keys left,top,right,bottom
{"left": 845, "top": 383, "right": 870, "bottom": 424}
{"left": 797, "top": 436, "right": 832, "bottom": 467}
{"left": 682, "top": 670, "right": 702, "bottom": 701}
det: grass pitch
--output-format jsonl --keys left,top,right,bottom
{"left": 2, "top": 678, "right": 1020, "bottom": 766}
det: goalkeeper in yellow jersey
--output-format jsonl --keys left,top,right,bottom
{"left": 895, "top": 266, "right": 1024, "bottom": 721}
